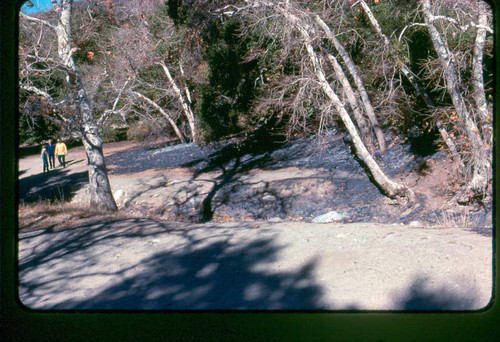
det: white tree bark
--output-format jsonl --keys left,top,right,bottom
{"left": 132, "top": 91, "right": 187, "bottom": 144}
{"left": 314, "top": 14, "right": 386, "bottom": 152}
{"left": 357, "top": 0, "right": 464, "bottom": 169}
{"left": 472, "top": 12, "right": 491, "bottom": 143}
{"left": 357, "top": 0, "right": 390, "bottom": 48}
{"left": 53, "top": 0, "right": 117, "bottom": 211}
{"left": 422, "top": 0, "right": 490, "bottom": 200}
{"left": 326, "top": 54, "right": 373, "bottom": 152}
{"left": 279, "top": 8, "right": 413, "bottom": 200}
{"left": 158, "top": 61, "right": 197, "bottom": 143}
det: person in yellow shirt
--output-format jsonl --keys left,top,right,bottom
{"left": 55, "top": 139, "right": 68, "bottom": 168}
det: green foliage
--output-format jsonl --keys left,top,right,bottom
{"left": 167, "top": 0, "right": 187, "bottom": 25}
{"left": 195, "top": 20, "right": 260, "bottom": 142}
{"left": 19, "top": 113, "right": 60, "bottom": 145}
{"left": 100, "top": 125, "right": 124, "bottom": 143}
{"left": 148, "top": 4, "right": 172, "bottom": 37}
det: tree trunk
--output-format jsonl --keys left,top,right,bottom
{"left": 55, "top": 0, "right": 117, "bottom": 211}
{"left": 326, "top": 54, "right": 374, "bottom": 153}
{"left": 132, "top": 90, "right": 187, "bottom": 144}
{"left": 314, "top": 14, "right": 386, "bottom": 152}
{"left": 472, "top": 12, "right": 491, "bottom": 144}
{"left": 159, "top": 61, "right": 197, "bottom": 143}
{"left": 422, "top": 0, "right": 490, "bottom": 201}
{"left": 358, "top": 0, "right": 390, "bottom": 48}
{"left": 356, "top": 0, "right": 464, "bottom": 169}
{"left": 280, "top": 8, "right": 413, "bottom": 201}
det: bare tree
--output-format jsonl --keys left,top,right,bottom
{"left": 218, "top": 0, "right": 414, "bottom": 201}
{"left": 353, "top": 0, "right": 464, "bottom": 169}
{"left": 105, "top": 9, "right": 199, "bottom": 143}
{"left": 420, "top": 0, "right": 492, "bottom": 203}
{"left": 20, "top": 0, "right": 117, "bottom": 211}
{"left": 313, "top": 14, "right": 386, "bottom": 153}
{"left": 352, "top": 0, "right": 492, "bottom": 204}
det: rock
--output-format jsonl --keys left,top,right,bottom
{"left": 262, "top": 194, "right": 277, "bottom": 204}
{"left": 313, "top": 211, "right": 346, "bottom": 223}
{"left": 409, "top": 221, "right": 422, "bottom": 227}
{"left": 114, "top": 189, "right": 124, "bottom": 201}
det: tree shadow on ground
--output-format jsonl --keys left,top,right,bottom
{"left": 18, "top": 166, "right": 88, "bottom": 203}
{"left": 392, "top": 275, "right": 484, "bottom": 310}
{"left": 182, "top": 129, "right": 288, "bottom": 222}
{"left": 19, "top": 220, "right": 326, "bottom": 310}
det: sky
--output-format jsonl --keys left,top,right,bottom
{"left": 21, "top": 0, "right": 53, "bottom": 14}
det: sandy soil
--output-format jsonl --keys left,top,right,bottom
{"left": 18, "top": 219, "right": 492, "bottom": 310}
{"left": 17, "top": 140, "right": 493, "bottom": 310}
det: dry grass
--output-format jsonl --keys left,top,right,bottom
{"left": 434, "top": 209, "right": 475, "bottom": 229}
{"left": 18, "top": 200, "right": 141, "bottom": 232}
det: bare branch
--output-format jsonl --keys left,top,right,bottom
{"left": 430, "top": 15, "right": 493, "bottom": 34}
{"left": 20, "top": 83, "right": 54, "bottom": 101}
{"left": 20, "top": 12, "right": 56, "bottom": 30}
{"left": 132, "top": 90, "right": 187, "bottom": 143}
{"left": 97, "top": 77, "right": 133, "bottom": 126}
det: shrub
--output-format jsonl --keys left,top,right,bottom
{"left": 100, "top": 125, "right": 121, "bottom": 143}
{"left": 126, "top": 120, "right": 169, "bottom": 142}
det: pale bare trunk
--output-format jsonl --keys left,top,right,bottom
{"left": 326, "top": 54, "right": 374, "bottom": 152}
{"left": 314, "top": 14, "right": 386, "bottom": 152}
{"left": 159, "top": 61, "right": 197, "bottom": 143}
{"left": 356, "top": 0, "right": 464, "bottom": 168}
{"left": 280, "top": 9, "right": 412, "bottom": 200}
{"left": 422, "top": 0, "right": 490, "bottom": 200}
{"left": 55, "top": 0, "right": 117, "bottom": 211}
{"left": 132, "top": 91, "right": 187, "bottom": 144}
{"left": 472, "top": 13, "right": 491, "bottom": 144}
{"left": 358, "top": 0, "right": 390, "bottom": 48}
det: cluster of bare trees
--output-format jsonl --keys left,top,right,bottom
{"left": 217, "top": 0, "right": 492, "bottom": 204}
{"left": 19, "top": 0, "right": 200, "bottom": 210}
{"left": 19, "top": 0, "right": 492, "bottom": 211}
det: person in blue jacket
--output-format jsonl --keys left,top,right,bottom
{"left": 41, "top": 145, "right": 49, "bottom": 173}
{"left": 46, "top": 139, "right": 56, "bottom": 169}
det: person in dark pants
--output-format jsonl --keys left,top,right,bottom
{"left": 46, "top": 139, "right": 56, "bottom": 169}
{"left": 41, "top": 145, "right": 49, "bottom": 173}
{"left": 55, "top": 139, "right": 68, "bottom": 168}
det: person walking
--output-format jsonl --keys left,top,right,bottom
{"left": 46, "top": 139, "right": 56, "bottom": 169}
{"left": 55, "top": 139, "right": 68, "bottom": 168}
{"left": 41, "top": 145, "right": 49, "bottom": 173}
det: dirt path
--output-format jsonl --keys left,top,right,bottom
{"left": 18, "top": 140, "right": 493, "bottom": 310}
{"left": 19, "top": 219, "right": 492, "bottom": 310}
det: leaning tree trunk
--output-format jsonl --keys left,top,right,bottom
{"left": 314, "top": 14, "right": 386, "bottom": 153}
{"left": 326, "top": 54, "right": 374, "bottom": 153}
{"left": 55, "top": 0, "right": 117, "bottom": 211}
{"left": 357, "top": 0, "right": 464, "bottom": 169}
{"left": 472, "top": 12, "right": 492, "bottom": 144}
{"left": 422, "top": 0, "right": 491, "bottom": 201}
{"left": 279, "top": 8, "right": 413, "bottom": 201}
{"left": 159, "top": 61, "right": 197, "bottom": 143}
{"left": 132, "top": 91, "right": 187, "bottom": 144}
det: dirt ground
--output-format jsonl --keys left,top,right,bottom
{"left": 17, "top": 139, "right": 493, "bottom": 310}
{"left": 19, "top": 137, "right": 492, "bottom": 227}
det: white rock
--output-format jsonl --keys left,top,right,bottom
{"left": 114, "top": 189, "right": 124, "bottom": 201}
{"left": 262, "top": 194, "right": 276, "bottom": 204}
{"left": 313, "top": 211, "right": 346, "bottom": 223}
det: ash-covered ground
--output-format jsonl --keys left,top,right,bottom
{"left": 105, "top": 129, "right": 492, "bottom": 229}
